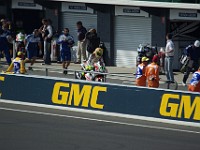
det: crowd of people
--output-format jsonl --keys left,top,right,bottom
{"left": 0, "top": 18, "right": 200, "bottom": 93}
{"left": 0, "top": 19, "right": 103, "bottom": 75}
{"left": 135, "top": 32, "right": 200, "bottom": 92}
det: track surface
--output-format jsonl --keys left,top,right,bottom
{"left": 0, "top": 102, "right": 199, "bottom": 150}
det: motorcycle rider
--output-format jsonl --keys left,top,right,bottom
{"left": 5, "top": 51, "right": 26, "bottom": 74}
{"left": 83, "top": 47, "right": 105, "bottom": 80}
{"left": 135, "top": 57, "right": 149, "bottom": 87}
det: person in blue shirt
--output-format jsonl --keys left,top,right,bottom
{"left": 182, "top": 40, "right": 200, "bottom": 86}
{"left": 0, "top": 25, "right": 12, "bottom": 65}
{"left": 24, "top": 29, "right": 41, "bottom": 70}
{"left": 57, "top": 28, "right": 74, "bottom": 74}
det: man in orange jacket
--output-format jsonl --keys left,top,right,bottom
{"left": 145, "top": 55, "right": 160, "bottom": 88}
{"left": 135, "top": 57, "right": 149, "bottom": 86}
{"left": 188, "top": 67, "right": 200, "bottom": 92}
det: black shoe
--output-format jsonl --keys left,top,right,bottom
{"left": 41, "top": 63, "right": 51, "bottom": 65}
{"left": 165, "top": 81, "right": 170, "bottom": 83}
{"left": 74, "top": 61, "right": 81, "bottom": 64}
{"left": 63, "top": 69, "right": 68, "bottom": 75}
{"left": 28, "top": 66, "right": 33, "bottom": 71}
{"left": 170, "top": 81, "right": 175, "bottom": 84}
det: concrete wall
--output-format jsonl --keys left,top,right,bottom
{"left": 0, "top": 74, "right": 200, "bottom": 124}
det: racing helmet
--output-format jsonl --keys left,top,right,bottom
{"left": 94, "top": 48, "right": 103, "bottom": 57}
{"left": 17, "top": 51, "right": 24, "bottom": 57}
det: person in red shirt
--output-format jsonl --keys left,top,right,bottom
{"left": 188, "top": 68, "right": 200, "bottom": 92}
{"left": 135, "top": 57, "right": 149, "bottom": 86}
{"left": 145, "top": 55, "right": 160, "bottom": 88}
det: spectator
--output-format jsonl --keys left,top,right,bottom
{"left": 40, "top": 19, "right": 53, "bottom": 65}
{"left": 135, "top": 57, "right": 149, "bottom": 87}
{"left": 188, "top": 66, "right": 200, "bottom": 92}
{"left": 0, "top": 24, "right": 12, "bottom": 65}
{"left": 57, "top": 28, "right": 74, "bottom": 75}
{"left": 85, "top": 28, "right": 100, "bottom": 57}
{"left": 182, "top": 40, "right": 200, "bottom": 86}
{"left": 24, "top": 29, "right": 42, "bottom": 70}
{"left": 52, "top": 30, "right": 61, "bottom": 63}
{"left": 165, "top": 33, "right": 175, "bottom": 83}
{"left": 75, "top": 21, "right": 87, "bottom": 64}
{"left": 5, "top": 51, "right": 26, "bottom": 74}
{"left": 145, "top": 55, "right": 160, "bottom": 88}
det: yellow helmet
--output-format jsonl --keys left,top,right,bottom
{"left": 94, "top": 48, "right": 103, "bottom": 57}
{"left": 17, "top": 51, "right": 23, "bottom": 56}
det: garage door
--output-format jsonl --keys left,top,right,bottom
{"left": 60, "top": 12, "right": 97, "bottom": 43}
{"left": 114, "top": 16, "right": 152, "bottom": 67}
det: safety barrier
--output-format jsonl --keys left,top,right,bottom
{"left": 0, "top": 74, "right": 200, "bottom": 124}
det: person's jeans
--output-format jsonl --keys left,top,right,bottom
{"left": 44, "top": 41, "right": 51, "bottom": 64}
{"left": 165, "top": 56, "right": 174, "bottom": 82}
{"left": 0, "top": 46, "right": 11, "bottom": 65}
{"left": 183, "top": 60, "right": 198, "bottom": 83}
{"left": 77, "top": 41, "right": 87, "bottom": 62}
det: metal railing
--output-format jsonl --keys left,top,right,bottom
{"left": 26, "top": 65, "right": 134, "bottom": 81}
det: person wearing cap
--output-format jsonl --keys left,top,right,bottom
{"left": 24, "top": 29, "right": 42, "bottom": 70}
{"left": 57, "top": 28, "right": 75, "bottom": 75}
{"left": 5, "top": 51, "right": 26, "bottom": 74}
{"left": 135, "top": 57, "right": 149, "bottom": 86}
{"left": 188, "top": 66, "right": 200, "bottom": 92}
{"left": 165, "top": 33, "right": 175, "bottom": 84}
{"left": 182, "top": 40, "right": 200, "bottom": 86}
{"left": 145, "top": 55, "right": 160, "bottom": 88}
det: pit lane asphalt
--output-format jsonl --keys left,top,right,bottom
{"left": 0, "top": 102, "right": 200, "bottom": 150}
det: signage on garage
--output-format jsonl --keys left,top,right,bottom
{"left": 61, "top": 2, "right": 94, "bottom": 13}
{"left": 170, "top": 9, "right": 200, "bottom": 20}
{"left": 12, "top": 0, "right": 42, "bottom": 10}
{"left": 115, "top": 6, "right": 149, "bottom": 17}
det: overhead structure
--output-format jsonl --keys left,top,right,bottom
{"left": 49, "top": 0, "right": 200, "bottom": 10}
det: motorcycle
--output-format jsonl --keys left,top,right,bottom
{"left": 75, "top": 61, "right": 107, "bottom": 82}
{"left": 136, "top": 43, "right": 158, "bottom": 66}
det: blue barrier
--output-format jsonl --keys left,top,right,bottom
{"left": 0, "top": 74, "right": 199, "bottom": 123}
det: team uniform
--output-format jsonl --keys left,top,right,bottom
{"left": 188, "top": 70, "right": 200, "bottom": 92}
{"left": 136, "top": 63, "right": 147, "bottom": 86}
{"left": 57, "top": 34, "right": 74, "bottom": 62}
{"left": 25, "top": 34, "right": 41, "bottom": 59}
{"left": 6, "top": 57, "right": 26, "bottom": 74}
{"left": 0, "top": 29, "right": 11, "bottom": 64}
{"left": 145, "top": 62, "right": 160, "bottom": 88}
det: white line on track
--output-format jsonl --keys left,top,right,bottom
{"left": 0, "top": 107, "right": 199, "bottom": 134}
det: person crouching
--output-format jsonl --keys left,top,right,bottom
{"left": 135, "top": 57, "right": 149, "bottom": 86}
{"left": 145, "top": 55, "right": 160, "bottom": 88}
{"left": 188, "top": 67, "right": 200, "bottom": 92}
{"left": 6, "top": 51, "right": 26, "bottom": 74}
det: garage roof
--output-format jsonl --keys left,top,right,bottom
{"left": 52, "top": 0, "right": 200, "bottom": 10}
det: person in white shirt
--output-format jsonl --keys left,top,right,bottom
{"left": 165, "top": 33, "right": 175, "bottom": 83}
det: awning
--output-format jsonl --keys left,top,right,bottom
{"left": 47, "top": 0, "right": 200, "bottom": 10}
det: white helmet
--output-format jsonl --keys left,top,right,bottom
{"left": 194, "top": 40, "right": 200, "bottom": 47}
